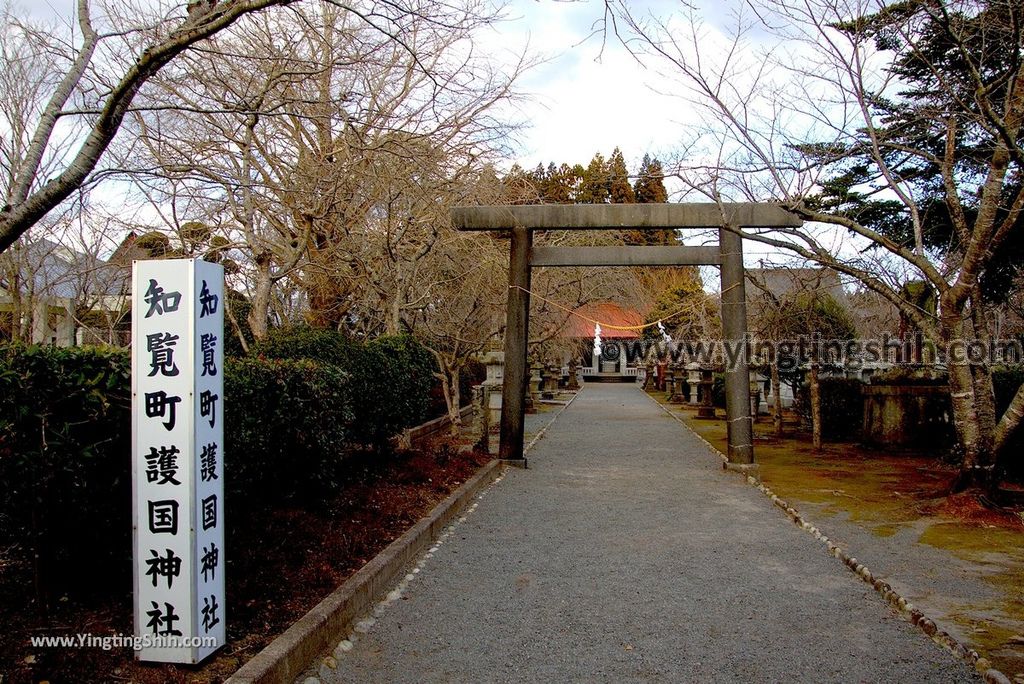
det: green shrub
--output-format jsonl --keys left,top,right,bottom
{"left": 0, "top": 344, "right": 133, "bottom": 596}
{"left": 796, "top": 376, "right": 864, "bottom": 441}
{"left": 253, "top": 328, "right": 439, "bottom": 447}
{"left": 224, "top": 357, "right": 352, "bottom": 508}
{"left": 0, "top": 330, "right": 443, "bottom": 597}
{"left": 251, "top": 326, "right": 360, "bottom": 367}
{"left": 0, "top": 345, "right": 355, "bottom": 597}
{"left": 367, "top": 334, "right": 436, "bottom": 426}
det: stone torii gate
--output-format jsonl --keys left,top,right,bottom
{"left": 451, "top": 203, "right": 802, "bottom": 471}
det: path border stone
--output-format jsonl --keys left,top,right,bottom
{"left": 644, "top": 390, "right": 1011, "bottom": 684}
{"left": 227, "top": 390, "right": 582, "bottom": 684}
{"left": 226, "top": 461, "right": 504, "bottom": 684}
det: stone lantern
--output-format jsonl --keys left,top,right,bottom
{"left": 697, "top": 368, "right": 716, "bottom": 419}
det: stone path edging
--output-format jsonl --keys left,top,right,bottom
{"left": 643, "top": 390, "right": 1012, "bottom": 684}
{"left": 226, "top": 459, "right": 505, "bottom": 684}
{"left": 230, "top": 388, "right": 583, "bottom": 684}
{"left": 523, "top": 387, "right": 581, "bottom": 457}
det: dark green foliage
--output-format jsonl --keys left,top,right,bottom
{"left": 0, "top": 344, "right": 133, "bottom": 597}
{"left": 363, "top": 334, "right": 437, "bottom": 438}
{"left": 804, "top": 1, "right": 1024, "bottom": 304}
{"left": 712, "top": 373, "right": 726, "bottom": 408}
{"left": 993, "top": 367, "right": 1024, "bottom": 415}
{"left": 608, "top": 147, "right": 636, "bottom": 204}
{"left": 633, "top": 153, "right": 668, "bottom": 204}
{"left": 252, "top": 327, "right": 438, "bottom": 447}
{"left": 223, "top": 357, "right": 352, "bottom": 508}
{"left": 993, "top": 366, "right": 1024, "bottom": 471}
{"left": 0, "top": 334, "right": 439, "bottom": 597}
{"left": 579, "top": 152, "right": 610, "bottom": 204}
{"left": 251, "top": 326, "right": 361, "bottom": 367}
{"left": 796, "top": 377, "right": 865, "bottom": 441}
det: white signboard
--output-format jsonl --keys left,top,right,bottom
{"left": 131, "top": 259, "right": 225, "bottom": 663}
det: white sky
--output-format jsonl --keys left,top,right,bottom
{"left": 483, "top": 0, "right": 697, "bottom": 174}
{"left": 17, "top": 0, "right": 835, "bottom": 273}
{"left": 20, "top": 0, "right": 741, "bottom": 185}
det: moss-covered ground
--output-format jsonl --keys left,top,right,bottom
{"left": 648, "top": 389, "right": 1024, "bottom": 676}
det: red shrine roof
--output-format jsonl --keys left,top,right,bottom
{"left": 561, "top": 302, "right": 644, "bottom": 339}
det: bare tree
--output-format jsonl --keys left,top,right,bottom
{"left": 747, "top": 266, "right": 857, "bottom": 446}
{"left": 120, "top": 0, "right": 528, "bottom": 339}
{"left": 410, "top": 229, "right": 507, "bottom": 430}
{"left": 0, "top": 0, "right": 309, "bottom": 254}
{"left": 613, "top": 0, "right": 1024, "bottom": 493}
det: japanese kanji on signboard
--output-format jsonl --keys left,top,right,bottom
{"left": 132, "top": 259, "right": 225, "bottom": 663}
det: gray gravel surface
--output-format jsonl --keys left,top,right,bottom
{"left": 318, "top": 384, "right": 980, "bottom": 683}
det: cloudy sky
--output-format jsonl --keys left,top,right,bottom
{"left": 484, "top": 1, "right": 698, "bottom": 175}
{"left": 20, "top": 0, "right": 735, "bottom": 185}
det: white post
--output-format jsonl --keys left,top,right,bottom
{"left": 132, "top": 259, "right": 225, "bottom": 663}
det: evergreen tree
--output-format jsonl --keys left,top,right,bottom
{"left": 565, "top": 163, "right": 586, "bottom": 202}
{"left": 803, "top": 3, "right": 1024, "bottom": 304}
{"left": 633, "top": 153, "right": 669, "bottom": 204}
{"left": 608, "top": 147, "right": 636, "bottom": 204}
{"left": 578, "top": 152, "right": 610, "bottom": 204}
{"left": 543, "top": 162, "right": 574, "bottom": 203}
{"left": 628, "top": 153, "right": 675, "bottom": 245}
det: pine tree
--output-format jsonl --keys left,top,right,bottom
{"left": 608, "top": 147, "right": 636, "bottom": 204}
{"left": 543, "top": 162, "right": 574, "bottom": 203}
{"left": 629, "top": 154, "right": 675, "bottom": 245}
{"left": 578, "top": 152, "right": 610, "bottom": 204}
{"left": 633, "top": 153, "right": 668, "bottom": 204}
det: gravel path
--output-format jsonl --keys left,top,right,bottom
{"left": 316, "top": 384, "right": 979, "bottom": 683}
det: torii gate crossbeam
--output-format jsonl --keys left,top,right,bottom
{"left": 451, "top": 203, "right": 802, "bottom": 472}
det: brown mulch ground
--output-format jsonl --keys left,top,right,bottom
{"left": 0, "top": 439, "right": 491, "bottom": 684}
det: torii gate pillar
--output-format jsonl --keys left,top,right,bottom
{"left": 452, "top": 203, "right": 802, "bottom": 468}
{"left": 499, "top": 227, "right": 532, "bottom": 460}
{"left": 718, "top": 226, "right": 754, "bottom": 466}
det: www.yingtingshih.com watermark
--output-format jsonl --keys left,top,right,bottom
{"left": 28, "top": 633, "right": 218, "bottom": 651}
{"left": 594, "top": 333, "right": 1023, "bottom": 371}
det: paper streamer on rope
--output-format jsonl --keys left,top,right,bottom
{"left": 657, "top": 320, "right": 672, "bottom": 345}
{"left": 593, "top": 323, "right": 602, "bottom": 358}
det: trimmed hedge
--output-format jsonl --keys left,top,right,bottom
{"left": 796, "top": 376, "right": 864, "bottom": 441}
{"left": 252, "top": 328, "right": 437, "bottom": 445}
{"left": 224, "top": 357, "right": 352, "bottom": 507}
{"left": 0, "top": 335, "right": 439, "bottom": 596}
{"left": 365, "top": 334, "right": 436, "bottom": 435}
{"left": 250, "top": 326, "right": 359, "bottom": 367}
{"left": 0, "top": 344, "right": 132, "bottom": 595}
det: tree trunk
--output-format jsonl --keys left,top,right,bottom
{"left": 994, "top": 381, "right": 1024, "bottom": 457}
{"left": 247, "top": 261, "right": 273, "bottom": 341}
{"left": 225, "top": 296, "right": 249, "bottom": 354}
{"left": 771, "top": 361, "right": 783, "bottom": 437}
{"left": 810, "top": 360, "right": 821, "bottom": 451}
{"left": 447, "top": 368, "right": 462, "bottom": 436}
{"left": 969, "top": 292, "right": 998, "bottom": 449}
{"left": 943, "top": 314, "right": 997, "bottom": 493}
